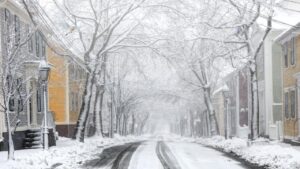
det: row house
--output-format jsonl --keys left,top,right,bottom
{"left": 255, "top": 28, "right": 284, "bottom": 140}
{"left": 0, "top": 0, "right": 56, "bottom": 150}
{"left": 275, "top": 22, "right": 300, "bottom": 144}
{"left": 0, "top": 0, "right": 86, "bottom": 151}
{"left": 213, "top": 67, "right": 249, "bottom": 139}
{"left": 47, "top": 46, "right": 86, "bottom": 138}
{"left": 213, "top": 28, "right": 284, "bottom": 141}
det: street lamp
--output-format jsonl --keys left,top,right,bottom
{"left": 39, "top": 60, "right": 50, "bottom": 150}
{"left": 222, "top": 85, "right": 230, "bottom": 139}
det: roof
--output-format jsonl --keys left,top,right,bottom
{"left": 213, "top": 84, "right": 229, "bottom": 96}
{"left": 274, "top": 22, "right": 300, "bottom": 44}
{"left": 0, "top": 0, "right": 85, "bottom": 69}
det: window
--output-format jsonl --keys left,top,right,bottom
{"left": 42, "top": 41, "right": 46, "bottom": 57}
{"left": 14, "top": 15, "right": 20, "bottom": 45}
{"left": 284, "top": 43, "right": 288, "bottom": 68}
{"left": 17, "top": 98, "right": 23, "bottom": 112}
{"left": 28, "top": 36, "right": 33, "bottom": 53}
{"left": 9, "top": 95, "right": 15, "bottom": 111}
{"left": 284, "top": 92, "right": 289, "bottom": 118}
{"left": 35, "top": 32, "right": 40, "bottom": 57}
{"left": 291, "top": 38, "right": 296, "bottom": 66}
{"left": 37, "top": 88, "right": 42, "bottom": 112}
{"left": 4, "top": 9, "right": 10, "bottom": 21}
{"left": 71, "top": 92, "right": 75, "bottom": 112}
{"left": 75, "top": 93, "right": 79, "bottom": 112}
{"left": 290, "top": 90, "right": 296, "bottom": 118}
{"left": 5, "top": 9, "right": 11, "bottom": 45}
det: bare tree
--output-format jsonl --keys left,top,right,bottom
{"left": 164, "top": 0, "right": 274, "bottom": 138}
{"left": 0, "top": 9, "right": 36, "bottom": 159}
{"left": 195, "top": 0, "right": 274, "bottom": 139}
{"left": 23, "top": 0, "right": 149, "bottom": 142}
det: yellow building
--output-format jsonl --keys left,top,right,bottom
{"left": 276, "top": 23, "right": 300, "bottom": 143}
{"left": 47, "top": 46, "right": 86, "bottom": 138}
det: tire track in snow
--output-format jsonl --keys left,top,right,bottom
{"left": 111, "top": 142, "right": 142, "bottom": 169}
{"left": 156, "top": 141, "right": 182, "bottom": 169}
{"left": 83, "top": 141, "right": 142, "bottom": 169}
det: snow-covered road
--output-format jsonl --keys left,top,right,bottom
{"left": 167, "top": 142, "right": 247, "bottom": 169}
{"left": 128, "top": 141, "right": 163, "bottom": 169}
{"left": 127, "top": 141, "right": 247, "bottom": 169}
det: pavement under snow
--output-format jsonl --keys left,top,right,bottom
{"left": 128, "top": 141, "right": 163, "bottom": 169}
{"left": 167, "top": 141, "right": 247, "bottom": 169}
{"left": 1, "top": 135, "right": 300, "bottom": 169}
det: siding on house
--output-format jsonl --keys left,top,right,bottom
{"left": 281, "top": 35, "right": 300, "bottom": 140}
{"left": 212, "top": 91, "right": 225, "bottom": 136}
{"left": 0, "top": 1, "right": 56, "bottom": 150}
{"left": 47, "top": 46, "right": 86, "bottom": 137}
{"left": 48, "top": 48, "right": 68, "bottom": 123}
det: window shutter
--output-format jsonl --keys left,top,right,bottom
{"left": 294, "top": 37, "right": 297, "bottom": 65}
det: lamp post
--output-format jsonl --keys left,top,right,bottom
{"left": 39, "top": 60, "right": 50, "bottom": 150}
{"left": 222, "top": 86, "right": 230, "bottom": 139}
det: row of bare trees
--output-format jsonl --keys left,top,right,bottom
{"left": 152, "top": 0, "right": 275, "bottom": 139}
{"left": 22, "top": 0, "right": 278, "bottom": 144}
{"left": 22, "top": 0, "right": 154, "bottom": 142}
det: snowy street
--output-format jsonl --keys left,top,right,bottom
{"left": 2, "top": 0, "right": 300, "bottom": 169}
{"left": 167, "top": 142, "right": 247, "bottom": 169}
{"left": 84, "top": 140, "right": 249, "bottom": 169}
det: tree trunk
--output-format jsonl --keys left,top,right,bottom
{"left": 108, "top": 94, "right": 114, "bottom": 138}
{"left": 85, "top": 84, "right": 97, "bottom": 137}
{"left": 116, "top": 112, "right": 121, "bottom": 135}
{"left": 95, "top": 89, "right": 104, "bottom": 137}
{"left": 203, "top": 88, "right": 220, "bottom": 136}
{"left": 5, "top": 108, "right": 14, "bottom": 160}
{"left": 95, "top": 54, "right": 107, "bottom": 137}
{"left": 131, "top": 113, "right": 135, "bottom": 135}
{"left": 249, "top": 67, "right": 260, "bottom": 140}
{"left": 73, "top": 73, "right": 95, "bottom": 142}
{"left": 189, "top": 110, "right": 194, "bottom": 137}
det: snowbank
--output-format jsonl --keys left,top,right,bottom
{"left": 0, "top": 136, "right": 138, "bottom": 169}
{"left": 196, "top": 136, "right": 300, "bottom": 169}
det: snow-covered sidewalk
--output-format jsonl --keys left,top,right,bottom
{"left": 194, "top": 136, "right": 300, "bottom": 169}
{"left": 0, "top": 135, "right": 139, "bottom": 169}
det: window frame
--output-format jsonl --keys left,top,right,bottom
{"left": 284, "top": 91, "right": 289, "bottom": 118}
{"left": 290, "top": 89, "right": 296, "bottom": 118}
{"left": 37, "top": 87, "right": 42, "bottom": 112}
{"left": 14, "top": 15, "right": 20, "bottom": 45}
{"left": 35, "top": 32, "right": 40, "bottom": 57}
{"left": 4, "top": 8, "right": 10, "bottom": 22}
{"left": 284, "top": 42, "right": 288, "bottom": 68}
{"left": 291, "top": 38, "right": 296, "bottom": 66}
{"left": 5, "top": 9, "right": 11, "bottom": 45}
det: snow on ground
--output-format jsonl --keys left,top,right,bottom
{"left": 195, "top": 136, "right": 300, "bottom": 169}
{"left": 0, "top": 135, "right": 138, "bottom": 169}
{"left": 167, "top": 141, "right": 246, "bottom": 169}
{"left": 128, "top": 141, "right": 163, "bottom": 169}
